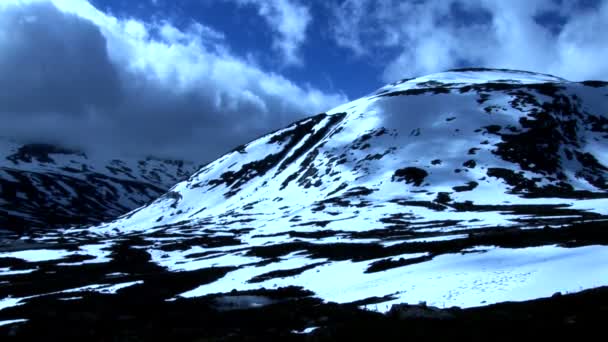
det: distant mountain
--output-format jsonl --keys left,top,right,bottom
{"left": 0, "top": 139, "right": 199, "bottom": 234}
{"left": 1, "top": 69, "right": 608, "bottom": 337}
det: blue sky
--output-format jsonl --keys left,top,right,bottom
{"left": 87, "top": 0, "right": 384, "bottom": 98}
{"left": 0, "top": 0, "right": 607, "bottom": 161}
{"left": 82, "top": 0, "right": 608, "bottom": 98}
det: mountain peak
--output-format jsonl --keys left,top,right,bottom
{"left": 378, "top": 68, "right": 568, "bottom": 95}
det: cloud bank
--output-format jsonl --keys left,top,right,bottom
{"left": 1, "top": 0, "right": 606, "bottom": 163}
{"left": 0, "top": 0, "right": 345, "bottom": 161}
{"left": 329, "top": 0, "right": 608, "bottom": 83}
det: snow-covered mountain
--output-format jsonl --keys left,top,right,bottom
{"left": 2, "top": 69, "right": 608, "bottom": 326}
{"left": 99, "top": 68, "right": 608, "bottom": 234}
{"left": 0, "top": 139, "right": 199, "bottom": 234}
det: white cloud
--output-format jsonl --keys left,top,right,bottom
{"left": 329, "top": 0, "right": 608, "bottom": 82}
{"left": 232, "top": 0, "right": 311, "bottom": 66}
{"left": 552, "top": 0, "right": 608, "bottom": 80}
{"left": 327, "top": 0, "right": 370, "bottom": 56}
{"left": 0, "top": 0, "right": 346, "bottom": 161}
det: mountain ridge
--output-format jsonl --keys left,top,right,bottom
{"left": 0, "top": 138, "right": 200, "bottom": 234}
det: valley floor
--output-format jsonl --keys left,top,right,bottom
{"left": 1, "top": 219, "right": 608, "bottom": 340}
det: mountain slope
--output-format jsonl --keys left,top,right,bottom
{"left": 2, "top": 69, "right": 608, "bottom": 319}
{"left": 96, "top": 69, "right": 608, "bottom": 233}
{"left": 0, "top": 140, "right": 199, "bottom": 234}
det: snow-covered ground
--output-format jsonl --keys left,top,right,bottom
{"left": 180, "top": 244, "right": 608, "bottom": 311}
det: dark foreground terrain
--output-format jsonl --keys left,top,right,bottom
{"left": 1, "top": 284, "right": 607, "bottom": 341}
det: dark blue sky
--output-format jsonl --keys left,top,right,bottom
{"left": 86, "top": 0, "right": 607, "bottom": 99}
{"left": 89, "top": 0, "right": 385, "bottom": 98}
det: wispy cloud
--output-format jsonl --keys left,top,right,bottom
{"left": 329, "top": 0, "right": 608, "bottom": 82}
{"left": 231, "top": 0, "right": 311, "bottom": 66}
{"left": 0, "top": 0, "right": 346, "bottom": 161}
